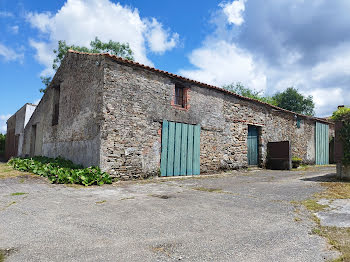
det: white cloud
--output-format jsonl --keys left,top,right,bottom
{"left": 180, "top": 1, "right": 266, "bottom": 95}
{"left": 311, "top": 45, "right": 350, "bottom": 82}
{"left": 270, "top": 45, "right": 350, "bottom": 117}
{"left": 26, "top": 12, "right": 51, "bottom": 33}
{"left": 145, "top": 18, "right": 179, "bottom": 54}
{"left": 179, "top": 0, "right": 350, "bottom": 117}
{"left": 309, "top": 47, "right": 350, "bottom": 116}
{"left": 11, "top": 25, "right": 19, "bottom": 34}
{"left": 0, "top": 43, "right": 24, "bottom": 62}
{"left": 0, "top": 11, "right": 13, "bottom": 18}
{"left": 0, "top": 114, "right": 11, "bottom": 134}
{"left": 219, "top": 0, "right": 247, "bottom": 26}
{"left": 26, "top": 0, "right": 179, "bottom": 76}
{"left": 179, "top": 40, "right": 266, "bottom": 91}
{"left": 310, "top": 88, "right": 345, "bottom": 117}
{"left": 28, "top": 40, "right": 55, "bottom": 76}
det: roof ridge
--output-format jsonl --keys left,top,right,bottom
{"left": 67, "top": 49, "right": 332, "bottom": 124}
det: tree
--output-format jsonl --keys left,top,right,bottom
{"left": 222, "top": 83, "right": 276, "bottom": 105}
{"left": 222, "top": 83, "right": 315, "bottom": 115}
{"left": 40, "top": 37, "right": 134, "bottom": 93}
{"left": 0, "top": 133, "right": 5, "bottom": 157}
{"left": 272, "top": 87, "right": 314, "bottom": 116}
{"left": 331, "top": 106, "right": 350, "bottom": 121}
{"left": 40, "top": 76, "right": 52, "bottom": 93}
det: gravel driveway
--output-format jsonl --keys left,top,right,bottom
{"left": 0, "top": 166, "right": 339, "bottom": 262}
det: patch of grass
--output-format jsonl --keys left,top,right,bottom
{"left": 150, "top": 243, "right": 174, "bottom": 257}
{"left": 10, "top": 192, "right": 27, "bottom": 196}
{"left": 95, "top": 200, "right": 106, "bottom": 204}
{"left": 290, "top": 200, "right": 299, "bottom": 205}
{"left": 295, "top": 164, "right": 335, "bottom": 171}
{"left": 0, "top": 163, "right": 28, "bottom": 179}
{"left": 0, "top": 248, "right": 16, "bottom": 262}
{"left": 316, "top": 181, "right": 350, "bottom": 261}
{"left": 6, "top": 201, "right": 16, "bottom": 207}
{"left": 193, "top": 187, "right": 224, "bottom": 193}
{"left": 294, "top": 217, "right": 301, "bottom": 222}
{"left": 192, "top": 187, "right": 239, "bottom": 196}
{"left": 313, "top": 213, "right": 321, "bottom": 223}
{"left": 317, "top": 182, "right": 350, "bottom": 200}
{"left": 313, "top": 226, "right": 350, "bottom": 262}
{"left": 293, "top": 179, "right": 350, "bottom": 261}
{"left": 0, "top": 201, "right": 16, "bottom": 211}
{"left": 120, "top": 196, "right": 135, "bottom": 201}
{"left": 311, "top": 227, "right": 321, "bottom": 235}
{"left": 300, "top": 199, "right": 329, "bottom": 212}
{"left": 297, "top": 164, "right": 308, "bottom": 170}
{"left": 295, "top": 165, "right": 316, "bottom": 171}
{"left": 307, "top": 212, "right": 350, "bottom": 261}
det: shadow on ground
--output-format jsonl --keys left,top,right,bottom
{"left": 301, "top": 173, "right": 350, "bottom": 183}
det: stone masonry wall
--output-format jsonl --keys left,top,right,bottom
{"left": 100, "top": 56, "right": 332, "bottom": 179}
{"left": 21, "top": 53, "right": 105, "bottom": 167}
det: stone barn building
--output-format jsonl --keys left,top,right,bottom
{"left": 5, "top": 103, "right": 36, "bottom": 160}
{"left": 19, "top": 50, "right": 333, "bottom": 179}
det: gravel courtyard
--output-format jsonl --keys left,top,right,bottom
{"left": 0, "top": 165, "right": 340, "bottom": 262}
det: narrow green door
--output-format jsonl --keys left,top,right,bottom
{"left": 248, "top": 125, "right": 259, "bottom": 166}
{"left": 160, "top": 120, "right": 201, "bottom": 176}
{"left": 315, "top": 122, "right": 329, "bottom": 165}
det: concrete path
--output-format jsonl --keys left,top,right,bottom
{"left": 0, "top": 167, "right": 339, "bottom": 262}
{"left": 317, "top": 199, "right": 350, "bottom": 227}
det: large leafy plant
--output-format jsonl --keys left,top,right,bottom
{"left": 331, "top": 106, "right": 350, "bottom": 165}
{"left": 8, "top": 156, "right": 112, "bottom": 186}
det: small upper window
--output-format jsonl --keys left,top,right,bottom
{"left": 174, "top": 84, "right": 187, "bottom": 108}
{"left": 52, "top": 86, "right": 60, "bottom": 126}
{"left": 297, "top": 118, "right": 302, "bottom": 128}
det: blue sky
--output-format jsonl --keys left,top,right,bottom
{"left": 1, "top": 0, "right": 350, "bottom": 133}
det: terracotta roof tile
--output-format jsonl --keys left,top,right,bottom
{"left": 67, "top": 50, "right": 332, "bottom": 124}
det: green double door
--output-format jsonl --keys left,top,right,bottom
{"left": 315, "top": 122, "right": 329, "bottom": 165}
{"left": 160, "top": 120, "right": 200, "bottom": 176}
{"left": 248, "top": 125, "right": 259, "bottom": 166}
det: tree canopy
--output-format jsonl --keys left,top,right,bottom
{"left": 331, "top": 106, "right": 350, "bottom": 121}
{"left": 40, "top": 37, "right": 134, "bottom": 93}
{"left": 272, "top": 87, "right": 314, "bottom": 116}
{"left": 0, "top": 133, "right": 5, "bottom": 156}
{"left": 222, "top": 83, "right": 276, "bottom": 105}
{"left": 222, "top": 84, "right": 315, "bottom": 116}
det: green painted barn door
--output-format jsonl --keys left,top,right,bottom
{"left": 247, "top": 125, "right": 259, "bottom": 166}
{"left": 160, "top": 120, "right": 201, "bottom": 176}
{"left": 315, "top": 122, "right": 329, "bottom": 165}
